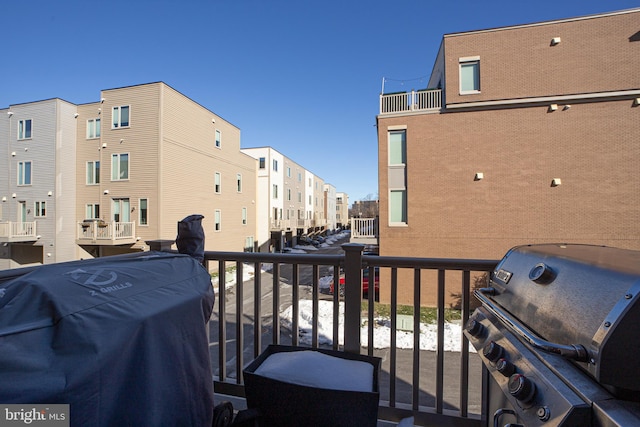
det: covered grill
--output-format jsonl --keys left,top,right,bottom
{"left": 464, "top": 244, "right": 640, "bottom": 426}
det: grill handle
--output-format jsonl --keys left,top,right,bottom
{"left": 475, "top": 288, "right": 589, "bottom": 362}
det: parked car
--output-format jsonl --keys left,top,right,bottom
{"left": 329, "top": 267, "right": 379, "bottom": 300}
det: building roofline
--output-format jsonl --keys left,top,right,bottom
{"left": 4, "top": 97, "right": 76, "bottom": 109}
{"left": 444, "top": 8, "right": 640, "bottom": 38}
{"left": 99, "top": 81, "right": 240, "bottom": 130}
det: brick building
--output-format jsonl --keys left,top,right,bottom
{"left": 377, "top": 9, "right": 640, "bottom": 304}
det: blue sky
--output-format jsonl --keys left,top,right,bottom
{"left": 1, "top": 1, "right": 637, "bottom": 203}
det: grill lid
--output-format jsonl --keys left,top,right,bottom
{"left": 478, "top": 244, "right": 640, "bottom": 392}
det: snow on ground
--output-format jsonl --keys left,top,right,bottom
{"left": 281, "top": 299, "right": 475, "bottom": 353}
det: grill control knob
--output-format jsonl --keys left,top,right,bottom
{"left": 496, "top": 358, "right": 516, "bottom": 377}
{"left": 483, "top": 341, "right": 504, "bottom": 363}
{"left": 529, "top": 263, "right": 555, "bottom": 284}
{"left": 508, "top": 374, "right": 536, "bottom": 403}
{"left": 465, "top": 319, "right": 485, "bottom": 338}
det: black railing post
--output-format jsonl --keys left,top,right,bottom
{"left": 342, "top": 243, "right": 364, "bottom": 354}
{"left": 145, "top": 239, "right": 175, "bottom": 252}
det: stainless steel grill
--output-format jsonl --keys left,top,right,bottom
{"left": 464, "top": 244, "right": 640, "bottom": 426}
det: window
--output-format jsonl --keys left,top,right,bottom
{"left": 390, "top": 190, "right": 407, "bottom": 224}
{"left": 259, "top": 157, "right": 266, "bottom": 169}
{"left": 236, "top": 174, "right": 242, "bottom": 192}
{"left": 18, "top": 161, "right": 32, "bottom": 185}
{"left": 34, "top": 201, "right": 46, "bottom": 217}
{"left": 298, "top": 192, "right": 302, "bottom": 202}
{"left": 298, "top": 172, "right": 302, "bottom": 182}
{"left": 18, "top": 119, "right": 32, "bottom": 140}
{"left": 112, "top": 105, "right": 130, "bottom": 128}
{"left": 459, "top": 58, "right": 480, "bottom": 94}
{"left": 214, "top": 210, "right": 221, "bottom": 231}
{"left": 139, "top": 198, "right": 148, "bottom": 225}
{"left": 287, "top": 188, "right": 291, "bottom": 201}
{"left": 389, "top": 130, "right": 406, "bottom": 165}
{"left": 86, "top": 204, "right": 100, "bottom": 219}
{"left": 87, "top": 118, "right": 101, "bottom": 139}
{"left": 111, "top": 153, "right": 129, "bottom": 180}
{"left": 86, "top": 161, "right": 100, "bottom": 184}
{"left": 242, "top": 207, "right": 247, "bottom": 225}
{"left": 308, "top": 195, "right": 312, "bottom": 204}
{"left": 272, "top": 159, "right": 278, "bottom": 171}
{"left": 272, "top": 184, "right": 278, "bottom": 199}
{"left": 286, "top": 167, "right": 291, "bottom": 177}
{"left": 112, "top": 198, "right": 130, "bottom": 222}
{"left": 215, "top": 129, "right": 221, "bottom": 148}
{"left": 215, "top": 172, "right": 221, "bottom": 193}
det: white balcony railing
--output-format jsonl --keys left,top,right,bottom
{"left": 0, "top": 221, "right": 37, "bottom": 242}
{"left": 379, "top": 89, "right": 442, "bottom": 114}
{"left": 77, "top": 221, "right": 136, "bottom": 244}
{"left": 350, "top": 217, "right": 378, "bottom": 245}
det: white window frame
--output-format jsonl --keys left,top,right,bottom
{"left": 86, "top": 161, "right": 100, "bottom": 185}
{"left": 215, "top": 129, "right": 222, "bottom": 148}
{"left": 34, "top": 201, "right": 46, "bottom": 218}
{"left": 272, "top": 159, "right": 278, "bottom": 172}
{"left": 259, "top": 157, "right": 266, "bottom": 169}
{"left": 18, "top": 119, "right": 32, "bottom": 140}
{"left": 388, "top": 130, "right": 407, "bottom": 166}
{"left": 242, "top": 207, "right": 247, "bottom": 225}
{"left": 459, "top": 56, "right": 480, "bottom": 94}
{"left": 236, "top": 173, "right": 242, "bottom": 192}
{"left": 86, "top": 204, "right": 100, "bottom": 219}
{"left": 389, "top": 189, "right": 408, "bottom": 226}
{"left": 87, "top": 118, "right": 101, "bottom": 139}
{"left": 214, "top": 209, "right": 221, "bottom": 232}
{"left": 111, "top": 153, "right": 129, "bottom": 181}
{"left": 112, "top": 105, "right": 130, "bottom": 128}
{"left": 139, "top": 198, "right": 148, "bottom": 226}
{"left": 272, "top": 184, "right": 278, "bottom": 199}
{"left": 215, "top": 172, "right": 222, "bottom": 194}
{"left": 17, "top": 161, "right": 32, "bottom": 186}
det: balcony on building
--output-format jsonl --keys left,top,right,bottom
{"left": 76, "top": 219, "right": 137, "bottom": 246}
{"left": 0, "top": 221, "right": 38, "bottom": 243}
{"left": 379, "top": 89, "right": 442, "bottom": 116}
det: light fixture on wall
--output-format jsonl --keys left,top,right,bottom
{"left": 48, "top": 191, "right": 53, "bottom": 196}
{"left": 563, "top": 105, "right": 571, "bottom": 111}
{"left": 551, "top": 178, "right": 562, "bottom": 187}
{"left": 474, "top": 172, "right": 484, "bottom": 181}
{"left": 551, "top": 37, "right": 561, "bottom": 46}
{"left": 36, "top": 235, "right": 41, "bottom": 239}
{"left": 102, "top": 143, "right": 107, "bottom": 148}
{"left": 11, "top": 152, "right": 16, "bottom": 157}
{"left": 120, "top": 139, "right": 124, "bottom": 143}
{"left": 212, "top": 118, "right": 216, "bottom": 123}
{"left": 11, "top": 193, "right": 16, "bottom": 198}
{"left": 100, "top": 98, "right": 105, "bottom": 103}
{"left": 103, "top": 190, "right": 109, "bottom": 195}
{"left": 548, "top": 104, "right": 558, "bottom": 112}
{"left": 634, "top": 98, "right": 640, "bottom": 107}
{"left": 74, "top": 113, "right": 79, "bottom": 118}
{"left": 7, "top": 111, "right": 13, "bottom": 117}
{"left": 1, "top": 197, "right": 6, "bottom": 202}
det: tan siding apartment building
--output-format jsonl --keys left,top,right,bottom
{"left": 75, "top": 82, "right": 257, "bottom": 258}
{"left": 377, "top": 9, "right": 640, "bottom": 304}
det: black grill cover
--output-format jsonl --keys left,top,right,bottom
{"left": 0, "top": 251, "right": 215, "bottom": 427}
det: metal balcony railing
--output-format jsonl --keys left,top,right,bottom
{"left": 380, "top": 89, "right": 442, "bottom": 115}
{"left": 197, "top": 244, "right": 497, "bottom": 426}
